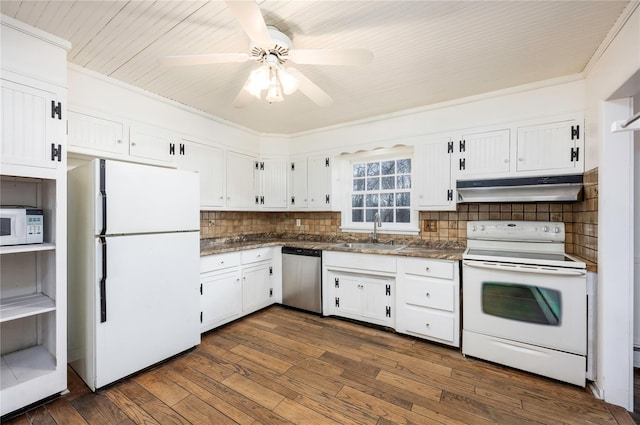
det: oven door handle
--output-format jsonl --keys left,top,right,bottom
{"left": 463, "top": 260, "right": 587, "bottom": 276}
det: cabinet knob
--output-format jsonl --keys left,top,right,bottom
{"left": 504, "top": 159, "right": 509, "bottom": 163}
{"left": 220, "top": 261, "right": 224, "bottom": 265}
{"left": 131, "top": 142, "right": 136, "bottom": 147}
{"left": 426, "top": 292, "right": 430, "bottom": 297}
{"left": 425, "top": 267, "right": 430, "bottom": 272}
{"left": 518, "top": 157, "right": 524, "bottom": 162}
{"left": 426, "top": 323, "right": 430, "bottom": 328}
{"left": 236, "top": 279, "right": 240, "bottom": 283}
{"left": 116, "top": 139, "right": 122, "bottom": 144}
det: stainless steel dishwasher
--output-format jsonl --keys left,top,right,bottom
{"left": 281, "top": 247, "right": 322, "bottom": 314}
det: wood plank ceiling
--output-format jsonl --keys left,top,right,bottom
{"left": 0, "top": 1, "right": 631, "bottom": 134}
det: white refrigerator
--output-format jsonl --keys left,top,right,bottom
{"left": 67, "top": 159, "right": 200, "bottom": 390}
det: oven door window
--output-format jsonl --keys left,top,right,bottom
{"left": 482, "top": 282, "right": 561, "bottom": 325}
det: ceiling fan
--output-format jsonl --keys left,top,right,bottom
{"left": 158, "top": 1, "right": 373, "bottom": 108}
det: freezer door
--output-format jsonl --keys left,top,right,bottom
{"left": 93, "top": 231, "right": 200, "bottom": 389}
{"left": 94, "top": 159, "right": 199, "bottom": 235}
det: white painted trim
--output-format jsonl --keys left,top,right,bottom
{"left": 1, "top": 14, "right": 71, "bottom": 50}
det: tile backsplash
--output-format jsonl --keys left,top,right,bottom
{"left": 200, "top": 168, "right": 598, "bottom": 264}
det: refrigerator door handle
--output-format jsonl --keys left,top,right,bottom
{"left": 99, "top": 159, "right": 107, "bottom": 236}
{"left": 100, "top": 237, "right": 107, "bottom": 323}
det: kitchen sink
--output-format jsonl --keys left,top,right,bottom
{"left": 332, "top": 242, "right": 406, "bottom": 251}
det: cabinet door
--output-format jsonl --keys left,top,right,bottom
{"left": 67, "top": 111, "right": 127, "bottom": 156}
{"left": 129, "top": 123, "right": 175, "bottom": 164}
{"left": 242, "top": 263, "right": 273, "bottom": 313}
{"left": 334, "top": 273, "right": 363, "bottom": 317}
{"left": 516, "top": 120, "right": 582, "bottom": 173}
{"left": 361, "top": 276, "right": 392, "bottom": 323}
{"left": 308, "top": 156, "right": 332, "bottom": 210}
{"left": 226, "top": 151, "right": 256, "bottom": 208}
{"left": 457, "top": 129, "right": 510, "bottom": 177}
{"left": 258, "top": 158, "right": 288, "bottom": 209}
{"left": 177, "top": 140, "right": 225, "bottom": 208}
{"left": 289, "top": 157, "right": 308, "bottom": 209}
{"left": 201, "top": 270, "right": 242, "bottom": 332}
{"left": 415, "top": 138, "right": 455, "bottom": 210}
{"left": 1, "top": 80, "right": 62, "bottom": 170}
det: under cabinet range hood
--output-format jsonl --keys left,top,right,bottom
{"left": 456, "top": 174, "right": 583, "bottom": 203}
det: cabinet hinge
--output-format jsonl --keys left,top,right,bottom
{"left": 459, "top": 158, "right": 466, "bottom": 171}
{"left": 459, "top": 139, "right": 466, "bottom": 152}
{"left": 255, "top": 161, "right": 260, "bottom": 170}
{"left": 269, "top": 266, "right": 273, "bottom": 275}
{"left": 447, "top": 189, "right": 453, "bottom": 201}
{"left": 385, "top": 284, "right": 391, "bottom": 296}
{"left": 325, "top": 157, "right": 330, "bottom": 167}
{"left": 200, "top": 283, "right": 203, "bottom": 295}
{"left": 169, "top": 143, "right": 175, "bottom": 155}
{"left": 291, "top": 196, "right": 295, "bottom": 205}
{"left": 50, "top": 143, "right": 62, "bottom": 162}
{"left": 291, "top": 162, "right": 295, "bottom": 171}
{"left": 260, "top": 162, "right": 265, "bottom": 170}
{"left": 200, "top": 311, "right": 203, "bottom": 323}
{"left": 571, "top": 125, "right": 580, "bottom": 140}
{"left": 51, "top": 101, "right": 62, "bottom": 120}
{"left": 325, "top": 194, "right": 330, "bottom": 204}
{"left": 335, "top": 297, "right": 340, "bottom": 307}
{"left": 255, "top": 195, "right": 260, "bottom": 205}
{"left": 386, "top": 306, "right": 391, "bottom": 318}
{"left": 260, "top": 196, "right": 265, "bottom": 205}
{"left": 447, "top": 141, "right": 454, "bottom": 153}
{"left": 269, "top": 288, "right": 273, "bottom": 297}
{"left": 179, "top": 143, "right": 185, "bottom": 155}
{"left": 571, "top": 147, "right": 580, "bottom": 162}
{"left": 334, "top": 277, "right": 339, "bottom": 288}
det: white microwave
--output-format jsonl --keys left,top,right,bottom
{"left": 0, "top": 206, "right": 44, "bottom": 246}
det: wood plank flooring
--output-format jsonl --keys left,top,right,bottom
{"left": 3, "top": 306, "right": 635, "bottom": 424}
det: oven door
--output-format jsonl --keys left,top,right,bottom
{"left": 462, "top": 259, "right": 587, "bottom": 355}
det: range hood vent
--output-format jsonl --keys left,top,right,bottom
{"left": 456, "top": 174, "right": 583, "bottom": 203}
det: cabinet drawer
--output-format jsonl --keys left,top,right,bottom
{"left": 403, "top": 306, "right": 455, "bottom": 343}
{"left": 241, "top": 247, "right": 272, "bottom": 264}
{"left": 323, "top": 251, "right": 396, "bottom": 274}
{"left": 403, "top": 277, "right": 454, "bottom": 311}
{"left": 403, "top": 258, "right": 453, "bottom": 280}
{"left": 200, "top": 252, "right": 241, "bottom": 273}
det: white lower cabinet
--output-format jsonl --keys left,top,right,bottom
{"left": 396, "top": 258, "right": 460, "bottom": 347}
{"left": 200, "top": 247, "right": 277, "bottom": 332}
{"left": 323, "top": 251, "right": 395, "bottom": 328}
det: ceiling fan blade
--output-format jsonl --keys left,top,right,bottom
{"left": 286, "top": 68, "right": 333, "bottom": 107}
{"left": 158, "top": 53, "right": 249, "bottom": 66}
{"left": 289, "top": 48, "right": 373, "bottom": 66}
{"left": 225, "top": 1, "right": 272, "bottom": 48}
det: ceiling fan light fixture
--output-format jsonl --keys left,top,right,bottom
{"left": 278, "top": 67, "right": 299, "bottom": 95}
{"left": 244, "top": 65, "right": 269, "bottom": 98}
{"left": 265, "top": 66, "right": 284, "bottom": 103}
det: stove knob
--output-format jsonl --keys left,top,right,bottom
{"left": 471, "top": 225, "right": 477, "bottom": 232}
{"left": 553, "top": 227, "right": 560, "bottom": 233}
{"left": 542, "top": 226, "right": 549, "bottom": 232}
{"left": 479, "top": 225, "right": 485, "bottom": 231}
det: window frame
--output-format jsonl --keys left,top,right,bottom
{"left": 340, "top": 147, "right": 419, "bottom": 235}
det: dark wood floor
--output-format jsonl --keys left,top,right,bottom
{"left": 3, "top": 306, "right": 636, "bottom": 424}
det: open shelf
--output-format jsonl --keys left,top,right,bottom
{"left": 0, "top": 345, "right": 57, "bottom": 390}
{"left": 0, "top": 243, "right": 55, "bottom": 255}
{"left": 0, "top": 294, "right": 56, "bottom": 323}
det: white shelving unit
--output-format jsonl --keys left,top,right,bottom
{"left": 1, "top": 15, "right": 70, "bottom": 417}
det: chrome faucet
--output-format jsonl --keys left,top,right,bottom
{"left": 372, "top": 212, "right": 382, "bottom": 243}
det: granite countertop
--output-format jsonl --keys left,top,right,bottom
{"left": 200, "top": 234, "right": 466, "bottom": 260}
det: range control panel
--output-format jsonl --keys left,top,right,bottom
{"left": 467, "top": 221, "right": 564, "bottom": 243}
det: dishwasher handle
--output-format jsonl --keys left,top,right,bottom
{"left": 282, "top": 246, "right": 322, "bottom": 257}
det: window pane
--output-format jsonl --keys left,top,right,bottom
{"left": 381, "top": 209, "right": 394, "bottom": 223}
{"left": 366, "top": 177, "right": 380, "bottom": 191}
{"left": 380, "top": 193, "right": 394, "bottom": 207}
{"left": 352, "top": 209, "right": 364, "bottom": 222}
{"left": 365, "top": 194, "right": 378, "bottom": 207}
{"left": 397, "top": 175, "right": 411, "bottom": 189}
{"left": 366, "top": 162, "right": 380, "bottom": 176}
{"left": 396, "top": 192, "right": 411, "bottom": 207}
{"left": 396, "top": 209, "right": 410, "bottom": 223}
{"left": 397, "top": 159, "right": 411, "bottom": 174}
{"left": 353, "top": 163, "right": 365, "bottom": 177}
{"left": 381, "top": 160, "right": 395, "bottom": 175}
{"left": 353, "top": 178, "right": 365, "bottom": 191}
{"left": 381, "top": 176, "right": 395, "bottom": 190}
{"left": 352, "top": 194, "right": 364, "bottom": 208}
{"left": 365, "top": 209, "right": 379, "bottom": 222}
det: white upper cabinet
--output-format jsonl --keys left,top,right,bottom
{"left": 515, "top": 119, "right": 583, "bottom": 174}
{"left": 67, "top": 111, "right": 127, "bottom": 156}
{"left": 226, "top": 151, "right": 257, "bottom": 209}
{"left": 176, "top": 139, "right": 225, "bottom": 208}
{"left": 289, "top": 157, "right": 308, "bottom": 210}
{"left": 414, "top": 137, "right": 455, "bottom": 211}
{"left": 1, "top": 80, "right": 65, "bottom": 174}
{"left": 307, "top": 155, "right": 333, "bottom": 210}
{"left": 129, "top": 123, "right": 177, "bottom": 164}
{"left": 455, "top": 129, "right": 511, "bottom": 178}
{"left": 255, "top": 158, "right": 288, "bottom": 209}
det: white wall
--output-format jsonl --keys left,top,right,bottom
{"left": 584, "top": 3, "right": 640, "bottom": 410}
{"left": 68, "top": 65, "right": 260, "bottom": 154}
